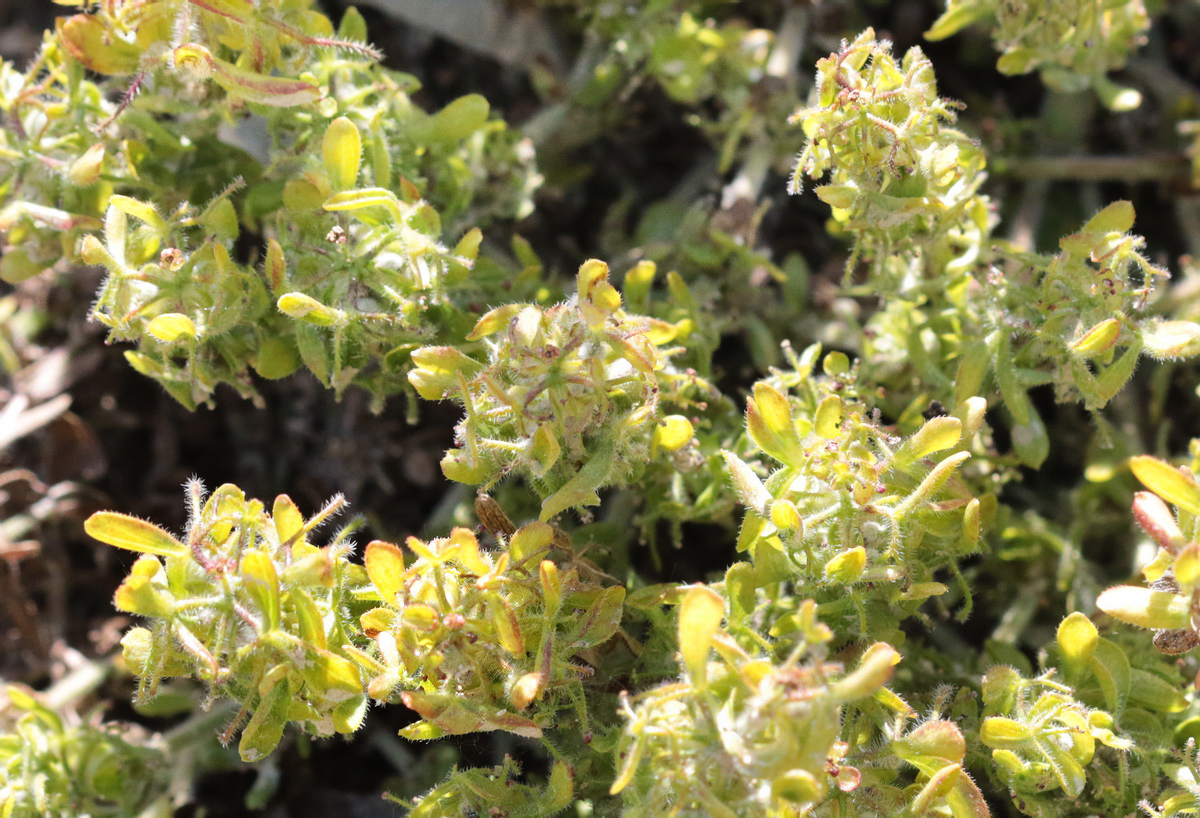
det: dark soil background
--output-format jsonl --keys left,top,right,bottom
{"left": 4, "top": 1, "right": 1200, "bottom": 815}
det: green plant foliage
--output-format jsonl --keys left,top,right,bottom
{"left": 10, "top": 0, "right": 1200, "bottom": 815}
{"left": 356, "top": 519, "right": 625, "bottom": 740}
{"left": 86, "top": 481, "right": 369, "bottom": 761}
{"left": 2, "top": 0, "right": 539, "bottom": 410}
{"left": 789, "top": 28, "right": 992, "bottom": 285}
{"left": 0, "top": 686, "right": 170, "bottom": 817}
{"left": 410, "top": 259, "right": 715, "bottom": 519}
{"left": 926, "top": 0, "right": 1149, "bottom": 110}
{"left": 723, "top": 342, "right": 988, "bottom": 639}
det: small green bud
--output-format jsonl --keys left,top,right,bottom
{"left": 277, "top": 293, "right": 341, "bottom": 327}
{"left": 962, "top": 497, "right": 981, "bottom": 547}
{"left": 338, "top": 5, "right": 368, "bottom": 41}
{"left": 172, "top": 43, "right": 215, "bottom": 80}
{"left": 545, "top": 762, "right": 573, "bottom": 811}
{"left": 830, "top": 641, "right": 899, "bottom": 701}
{"left": 980, "top": 717, "right": 1034, "bottom": 749}
{"left": 722, "top": 451, "right": 771, "bottom": 514}
{"left": 823, "top": 546, "right": 866, "bottom": 584}
{"left": 1132, "top": 491, "right": 1185, "bottom": 553}
{"left": 894, "top": 416, "right": 962, "bottom": 471}
{"left": 1069, "top": 318, "right": 1122, "bottom": 358}
{"left": 80, "top": 234, "right": 117, "bottom": 269}
{"left": 894, "top": 720, "right": 966, "bottom": 765}
{"left": 769, "top": 499, "right": 802, "bottom": 532}
{"left": 540, "top": 560, "right": 562, "bottom": 612}
{"left": 203, "top": 198, "right": 239, "bottom": 242}
{"left": 68, "top": 143, "right": 106, "bottom": 186}
{"left": 813, "top": 184, "right": 858, "bottom": 210}
{"left": 653, "top": 415, "right": 694, "bottom": 452}
{"left": 408, "top": 346, "right": 482, "bottom": 400}
{"left": 511, "top": 671, "right": 545, "bottom": 710}
{"left": 1056, "top": 612, "right": 1098, "bottom": 677}
{"left": 146, "top": 313, "right": 196, "bottom": 343}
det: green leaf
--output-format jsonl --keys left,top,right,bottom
{"left": 1130, "top": 456, "right": 1200, "bottom": 515}
{"left": 678, "top": 584, "right": 724, "bottom": 688}
{"left": 746, "top": 387, "right": 802, "bottom": 465}
{"left": 924, "top": 2, "right": 992, "bottom": 41}
{"left": 322, "top": 188, "right": 405, "bottom": 220}
{"left": 1082, "top": 200, "right": 1135, "bottom": 235}
{"left": 85, "top": 512, "right": 187, "bottom": 558}
{"left": 1096, "top": 585, "right": 1190, "bottom": 630}
{"left": 814, "top": 395, "right": 842, "bottom": 439}
{"left": 1056, "top": 612, "right": 1098, "bottom": 679}
{"left": 241, "top": 550, "right": 282, "bottom": 632}
{"left": 1088, "top": 637, "right": 1130, "bottom": 715}
{"left": 209, "top": 53, "right": 320, "bottom": 107}
{"left": 466, "top": 304, "right": 525, "bottom": 341}
{"left": 894, "top": 416, "right": 962, "bottom": 472}
{"left": 426, "top": 94, "right": 490, "bottom": 141}
{"left": 995, "top": 333, "right": 1030, "bottom": 426}
{"left": 365, "top": 540, "right": 406, "bottom": 605}
{"left": 1143, "top": 320, "right": 1200, "bottom": 360}
{"left": 1010, "top": 407, "right": 1049, "bottom": 470}
{"left": 239, "top": 675, "right": 291, "bottom": 762}
{"left": 322, "top": 117, "right": 362, "bottom": 191}
{"left": 573, "top": 586, "right": 625, "bottom": 648}
{"left": 540, "top": 442, "right": 612, "bottom": 520}
{"left": 1128, "top": 668, "right": 1187, "bottom": 713}
{"left": 722, "top": 451, "right": 772, "bottom": 514}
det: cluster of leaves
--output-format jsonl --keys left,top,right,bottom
{"left": 2, "top": 0, "right": 538, "bottom": 410}
{"left": 925, "top": 0, "right": 1149, "bottom": 110}
{"left": 0, "top": 686, "right": 170, "bottom": 817}
{"left": 9, "top": 1, "right": 1200, "bottom": 816}
{"left": 356, "top": 513, "right": 625, "bottom": 742}
{"left": 724, "top": 342, "right": 987, "bottom": 640}
{"left": 85, "top": 481, "right": 369, "bottom": 762}
{"left": 791, "top": 31, "right": 1200, "bottom": 471}
{"left": 409, "top": 259, "right": 712, "bottom": 520}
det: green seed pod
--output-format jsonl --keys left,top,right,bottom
{"left": 277, "top": 293, "right": 341, "bottom": 327}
